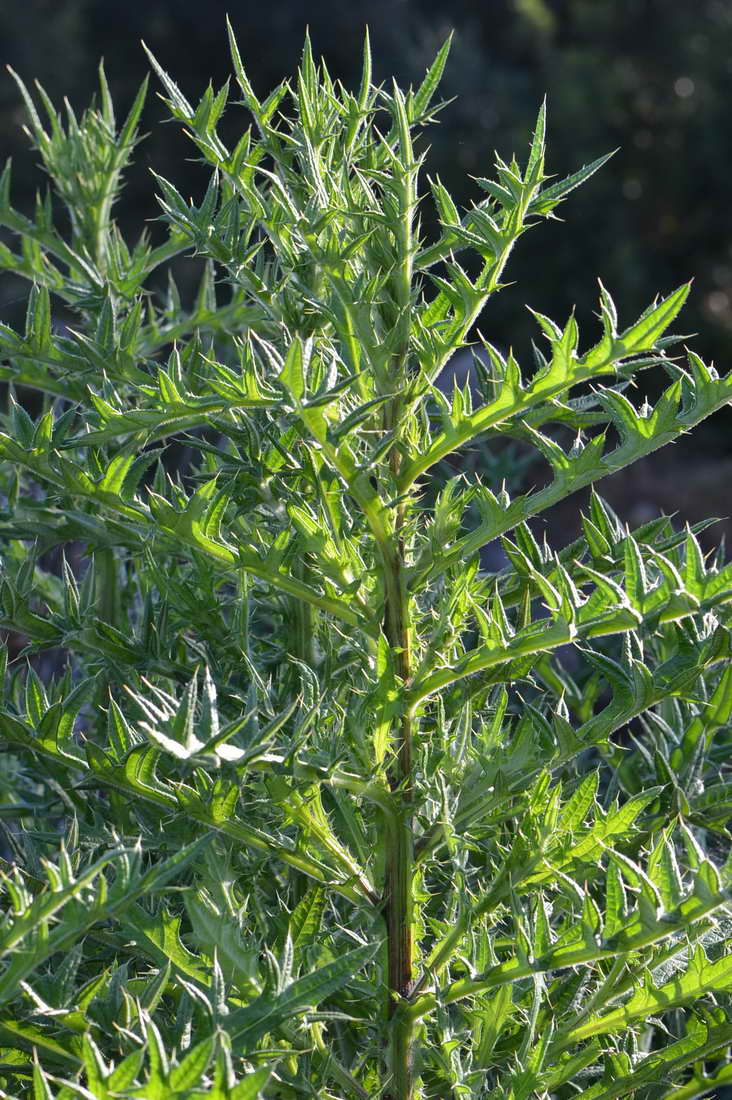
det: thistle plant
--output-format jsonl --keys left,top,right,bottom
{"left": 2, "top": 27, "right": 732, "bottom": 1100}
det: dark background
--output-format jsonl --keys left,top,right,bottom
{"left": 2, "top": 0, "right": 732, "bottom": 543}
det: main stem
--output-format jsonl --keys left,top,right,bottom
{"left": 384, "top": 526, "right": 415, "bottom": 1098}
{"left": 383, "top": 95, "right": 417, "bottom": 1096}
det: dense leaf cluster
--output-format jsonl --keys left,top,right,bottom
{"left": 0, "top": 28, "right": 731, "bottom": 1100}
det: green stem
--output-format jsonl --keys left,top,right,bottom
{"left": 411, "top": 875, "right": 732, "bottom": 1014}
{"left": 413, "top": 642, "right": 726, "bottom": 870}
{"left": 382, "top": 88, "right": 418, "bottom": 1099}
{"left": 657, "top": 1066, "right": 732, "bottom": 1100}
{"left": 384, "top": 800, "right": 415, "bottom": 1089}
{"left": 413, "top": 381, "right": 732, "bottom": 589}
{"left": 292, "top": 553, "right": 317, "bottom": 671}
{"left": 289, "top": 553, "right": 317, "bottom": 911}
{"left": 408, "top": 590, "right": 732, "bottom": 710}
{"left": 94, "top": 546, "right": 120, "bottom": 627}
{"left": 382, "top": 534, "right": 416, "bottom": 1097}
{"left": 1, "top": 722, "right": 373, "bottom": 907}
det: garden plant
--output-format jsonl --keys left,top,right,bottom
{"left": 1, "top": 27, "right": 732, "bottom": 1100}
